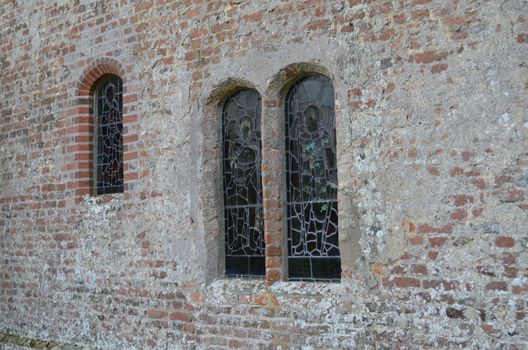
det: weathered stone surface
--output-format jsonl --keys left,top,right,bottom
{"left": 1, "top": 0, "right": 527, "bottom": 349}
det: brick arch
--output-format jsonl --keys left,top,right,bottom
{"left": 64, "top": 57, "right": 139, "bottom": 203}
{"left": 205, "top": 77, "right": 258, "bottom": 107}
{"left": 76, "top": 57, "right": 127, "bottom": 97}
{"left": 265, "top": 61, "right": 333, "bottom": 105}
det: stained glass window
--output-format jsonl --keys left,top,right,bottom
{"left": 285, "top": 75, "right": 341, "bottom": 281}
{"left": 222, "top": 89, "right": 265, "bottom": 276}
{"left": 94, "top": 75, "right": 124, "bottom": 195}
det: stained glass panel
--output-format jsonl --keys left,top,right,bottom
{"left": 285, "top": 75, "right": 341, "bottom": 281}
{"left": 95, "top": 75, "right": 123, "bottom": 195}
{"left": 222, "top": 89, "right": 265, "bottom": 276}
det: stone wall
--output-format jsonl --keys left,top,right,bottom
{"left": 1, "top": 0, "right": 527, "bottom": 348}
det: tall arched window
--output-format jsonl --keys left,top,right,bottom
{"left": 285, "top": 75, "right": 341, "bottom": 281}
{"left": 222, "top": 89, "right": 265, "bottom": 276}
{"left": 94, "top": 75, "right": 124, "bottom": 195}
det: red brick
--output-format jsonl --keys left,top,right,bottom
{"left": 304, "top": 19, "right": 330, "bottom": 32}
{"left": 378, "top": 28, "right": 395, "bottom": 41}
{"left": 450, "top": 209, "right": 467, "bottom": 220}
{"left": 65, "top": 125, "right": 90, "bottom": 135}
{"left": 512, "top": 285, "right": 528, "bottom": 295}
{"left": 418, "top": 224, "right": 453, "bottom": 234}
{"left": 147, "top": 310, "right": 168, "bottom": 319}
{"left": 481, "top": 323, "right": 500, "bottom": 335}
{"left": 266, "top": 269, "right": 282, "bottom": 282}
{"left": 450, "top": 167, "right": 464, "bottom": 176}
{"left": 495, "top": 237, "right": 514, "bottom": 248}
{"left": 124, "top": 172, "right": 139, "bottom": 181}
{"left": 486, "top": 281, "right": 508, "bottom": 291}
{"left": 349, "top": 87, "right": 362, "bottom": 96}
{"left": 427, "top": 250, "right": 438, "bottom": 260}
{"left": 382, "top": 277, "right": 420, "bottom": 288}
{"left": 265, "top": 257, "right": 281, "bottom": 268}
{"left": 413, "top": 50, "right": 449, "bottom": 64}
{"left": 124, "top": 114, "right": 138, "bottom": 123}
{"left": 504, "top": 267, "right": 517, "bottom": 278}
{"left": 265, "top": 246, "right": 282, "bottom": 256}
{"left": 169, "top": 312, "right": 192, "bottom": 322}
{"left": 409, "top": 236, "right": 423, "bottom": 245}
{"left": 371, "top": 263, "right": 384, "bottom": 276}
{"left": 471, "top": 179, "right": 486, "bottom": 189}
{"left": 412, "top": 264, "right": 427, "bottom": 275}
{"left": 241, "top": 12, "right": 263, "bottom": 23}
{"left": 423, "top": 279, "right": 459, "bottom": 291}
{"left": 504, "top": 189, "right": 524, "bottom": 202}
{"left": 431, "top": 63, "right": 448, "bottom": 73}
{"left": 123, "top": 94, "right": 137, "bottom": 104}
{"left": 495, "top": 176, "right": 513, "bottom": 187}
{"left": 427, "top": 166, "right": 440, "bottom": 176}
{"left": 453, "top": 195, "right": 474, "bottom": 206}
{"left": 67, "top": 106, "right": 90, "bottom": 116}
{"left": 66, "top": 144, "right": 91, "bottom": 153}
{"left": 124, "top": 151, "right": 138, "bottom": 161}
{"left": 429, "top": 237, "right": 447, "bottom": 248}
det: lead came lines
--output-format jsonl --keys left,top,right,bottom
{"left": 222, "top": 90, "right": 265, "bottom": 276}
{"left": 96, "top": 75, "right": 123, "bottom": 194}
{"left": 286, "top": 75, "right": 340, "bottom": 280}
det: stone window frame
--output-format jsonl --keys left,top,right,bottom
{"left": 201, "top": 63, "right": 358, "bottom": 283}
{"left": 282, "top": 74, "right": 341, "bottom": 281}
{"left": 65, "top": 57, "right": 140, "bottom": 204}
{"left": 221, "top": 88, "right": 266, "bottom": 277}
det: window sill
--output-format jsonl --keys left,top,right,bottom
{"left": 224, "top": 274, "right": 265, "bottom": 280}
{"left": 213, "top": 278, "right": 344, "bottom": 297}
{"left": 85, "top": 192, "right": 125, "bottom": 206}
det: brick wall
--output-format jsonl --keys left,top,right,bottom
{"left": 1, "top": 0, "right": 527, "bottom": 348}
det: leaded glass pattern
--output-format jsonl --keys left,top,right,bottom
{"left": 222, "top": 89, "right": 265, "bottom": 276}
{"left": 95, "top": 75, "right": 124, "bottom": 195}
{"left": 285, "top": 75, "right": 341, "bottom": 281}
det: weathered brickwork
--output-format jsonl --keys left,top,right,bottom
{"left": 1, "top": 0, "right": 527, "bottom": 349}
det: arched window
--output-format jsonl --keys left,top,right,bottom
{"left": 285, "top": 75, "right": 341, "bottom": 281}
{"left": 94, "top": 75, "right": 124, "bottom": 195}
{"left": 222, "top": 89, "right": 265, "bottom": 276}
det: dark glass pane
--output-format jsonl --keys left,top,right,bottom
{"left": 288, "top": 257, "right": 341, "bottom": 281}
{"left": 225, "top": 256, "right": 265, "bottom": 276}
{"left": 95, "top": 75, "right": 123, "bottom": 195}
{"left": 223, "top": 90, "right": 265, "bottom": 277}
{"left": 286, "top": 75, "right": 341, "bottom": 281}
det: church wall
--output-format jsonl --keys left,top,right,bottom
{"left": 1, "top": 1, "right": 527, "bottom": 348}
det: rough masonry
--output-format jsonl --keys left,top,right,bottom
{"left": 1, "top": 0, "right": 527, "bottom": 349}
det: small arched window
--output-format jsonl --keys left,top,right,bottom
{"left": 94, "top": 75, "right": 124, "bottom": 195}
{"left": 222, "top": 89, "right": 265, "bottom": 276}
{"left": 285, "top": 75, "right": 341, "bottom": 281}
